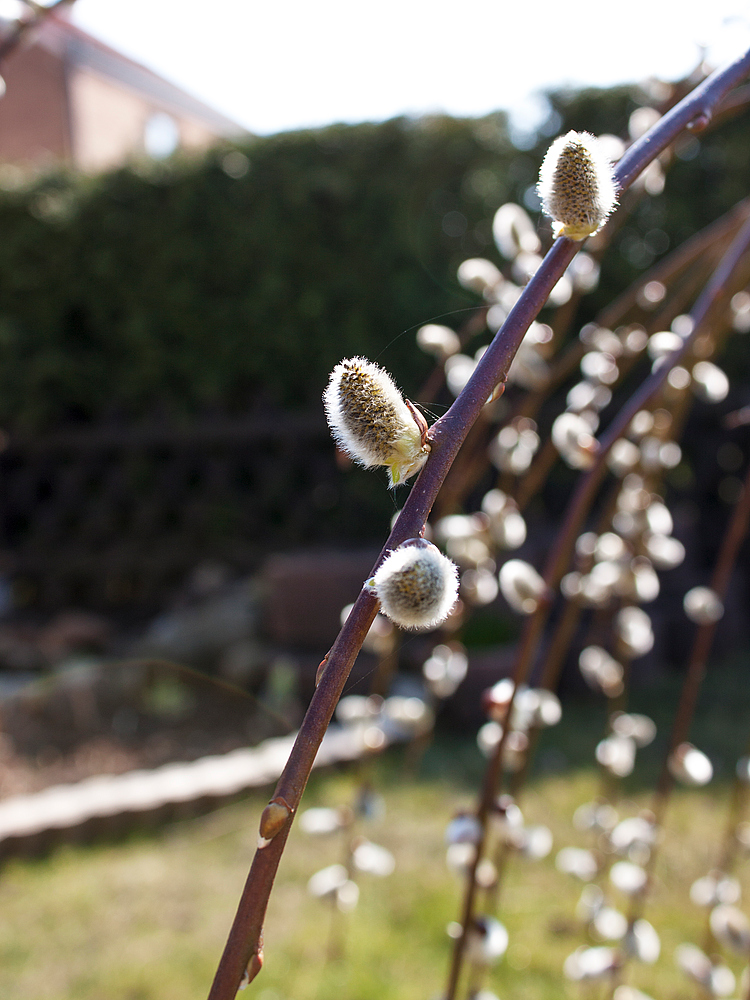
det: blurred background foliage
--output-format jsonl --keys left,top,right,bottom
{"left": 0, "top": 81, "right": 748, "bottom": 599}
{"left": 0, "top": 82, "right": 747, "bottom": 434}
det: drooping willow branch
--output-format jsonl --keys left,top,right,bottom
{"left": 605, "top": 454, "right": 750, "bottom": 996}
{"left": 207, "top": 47, "right": 750, "bottom": 1000}
{"left": 654, "top": 454, "right": 750, "bottom": 828}
{"left": 466, "top": 237, "right": 750, "bottom": 990}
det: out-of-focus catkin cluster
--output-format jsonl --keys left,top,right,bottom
{"left": 537, "top": 130, "right": 618, "bottom": 241}
{"left": 323, "top": 357, "right": 429, "bottom": 487}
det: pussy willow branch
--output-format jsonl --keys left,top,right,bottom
{"left": 652, "top": 455, "right": 750, "bottom": 824}
{"left": 615, "top": 457, "right": 750, "bottom": 986}
{"left": 208, "top": 46, "right": 750, "bottom": 1000}
{"left": 444, "top": 120, "right": 750, "bottom": 1000}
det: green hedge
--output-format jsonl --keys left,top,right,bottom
{"left": 0, "top": 87, "right": 747, "bottom": 433}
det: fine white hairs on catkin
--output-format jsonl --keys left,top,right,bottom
{"left": 537, "top": 131, "right": 618, "bottom": 241}
{"left": 370, "top": 539, "right": 459, "bottom": 630}
{"left": 323, "top": 357, "right": 429, "bottom": 487}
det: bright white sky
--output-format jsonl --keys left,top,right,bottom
{"left": 67, "top": 0, "right": 750, "bottom": 137}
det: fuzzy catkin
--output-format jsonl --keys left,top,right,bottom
{"left": 537, "top": 131, "right": 618, "bottom": 241}
{"left": 323, "top": 357, "right": 429, "bottom": 487}
{"left": 370, "top": 539, "right": 458, "bottom": 630}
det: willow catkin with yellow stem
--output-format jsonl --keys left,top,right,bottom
{"left": 323, "top": 357, "right": 429, "bottom": 487}
{"left": 537, "top": 131, "right": 618, "bottom": 241}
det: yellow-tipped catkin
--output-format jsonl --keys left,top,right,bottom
{"left": 370, "top": 539, "right": 459, "bottom": 630}
{"left": 323, "top": 357, "right": 429, "bottom": 487}
{"left": 537, "top": 131, "right": 618, "bottom": 241}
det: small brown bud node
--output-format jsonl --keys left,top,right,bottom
{"left": 241, "top": 949, "right": 263, "bottom": 989}
{"left": 259, "top": 797, "right": 293, "bottom": 845}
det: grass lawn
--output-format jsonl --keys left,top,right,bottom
{"left": 1, "top": 657, "right": 749, "bottom": 1000}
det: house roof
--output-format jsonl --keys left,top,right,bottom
{"left": 36, "top": 11, "right": 249, "bottom": 140}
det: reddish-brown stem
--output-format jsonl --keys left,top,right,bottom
{"left": 209, "top": 49, "right": 750, "bottom": 1000}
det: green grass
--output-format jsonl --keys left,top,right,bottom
{"left": 2, "top": 658, "right": 750, "bottom": 1000}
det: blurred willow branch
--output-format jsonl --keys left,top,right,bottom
{"left": 0, "top": 0, "right": 76, "bottom": 63}
{"left": 208, "top": 45, "right": 750, "bottom": 1000}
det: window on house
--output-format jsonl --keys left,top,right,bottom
{"left": 144, "top": 112, "right": 180, "bottom": 159}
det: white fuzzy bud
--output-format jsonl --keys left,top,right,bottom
{"left": 645, "top": 501, "right": 673, "bottom": 536}
{"left": 573, "top": 802, "right": 618, "bottom": 834}
{"left": 492, "top": 202, "right": 541, "bottom": 259}
{"left": 477, "top": 724, "right": 528, "bottom": 769}
{"left": 644, "top": 533, "right": 685, "bottom": 570}
{"left": 461, "top": 567, "right": 499, "bottom": 605}
{"left": 709, "top": 905, "right": 750, "bottom": 954}
{"left": 538, "top": 131, "right": 618, "bottom": 241}
{"left": 556, "top": 846, "right": 599, "bottom": 881}
{"left": 690, "top": 873, "right": 741, "bottom": 908}
{"left": 596, "top": 734, "right": 636, "bottom": 777}
{"left": 611, "top": 712, "right": 656, "bottom": 747}
{"left": 481, "top": 489, "right": 527, "bottom": 549}
{"left": 647, "top": 330, "right": 683, "bottom": 361}
{"left": 683, "top": 586, "right": 724, "bottom": 625}
{"left": 581, "top": 350, "right": 619, "bottom": 385}
{"left": 464, "top": 916, "right": 509, "bottom": 966}
{"left": 416, "top": 323, "right": 461, "bottom": 359}
{"left": 370, "top": 539, "right": 459, "bottom": 630}
{"left": 568, "top": 251, "right": 600, "bottom": 293}
{"left": 668, "top": 743, "right": 713, "bottom": 786}
{"left": 579, "top": 645, "right": 624, "bottom": 697}
{"left": 692, "top": 361, "right": 729, "bottom": 403}
{"left": 444, "top": 353, "right": 476, "bottom": 396}
{"left": 628, "top": 557, "right": 660, "bottom": 604}
{"left": 568, "top": 380, "right": 612, "bottom": 414}
{"left": 488, "top": 423, "right": 540, "bottom": 474}
{"left": 323, "top": 357, "right": 429, "bottom": 487}
{"left": 422, "top": 643, "right": 468, "bottom": 699}
{"left": 307, "top": 864, "right": 359, "bottom": 911}
{"left": 616, "top": 606, "right": 654, "bottom": 658}
{"left": 591, "top": 906, "right": 628, "bottom": 941}
{"left": 498, "top": 559, "right": 548, "bottom": 614}
{"left": 445, "top": 811, "right": 482, "bottom": 845}
{"left": 610, "top": 861, "right": 648, "bottom": 897}
{"left": 552, "top": 412, "right": 599, "bottom": 469}
{"left": 564, "top": 945, "right": 622, "bottom": 981}
{"left": 732, "top": 290, "right": 750, "bottom": 332}
{"left": 675, "top": 944, "right": 734, "bottom": 994}
{"left": 625, "top": 919, "right": 660, "bottom": 964}
{"left": 457, "top": 258, "right": 503, "bottom": 297}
